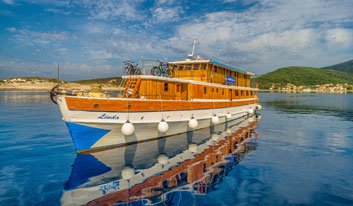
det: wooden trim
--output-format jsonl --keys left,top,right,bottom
{"left": 65, "top": 96, "right": 259, "bottom": 112}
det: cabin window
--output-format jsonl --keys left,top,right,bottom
{"left": 246, "top": 91, "right": 249, "bottom": 96}
{"left": 222, "top": 89, "right": 224, "bottom": 95}
{"left": 235, "top": 90, "right": 238, "bottom": 96}
{"left": 185, "top": 64, "right": 192, "bottom": 70}
{"left": 216, "top": 88, "right": 218, "bottom": 93}
{"left": 241, "top": 91, "right": 244, "bottom": 96}
{"left": 193, "top": 64, "right": 199, "bottom": 70}
{"left": 201, "top": 64, "right": 206, "bottom": 70}
{"left": 214, "top": 66, "right": 217, "bottom": 73}
{"left": 164, "top": 83, "right": 168, "bottom": 92}
{"left": 250, "top": 91, "right": 253, "bottom": 96}
{"left": 178, "top": 65, "right": 183, "bottom": 70}
{"left": 176, "top": 84, "right": 180, "bottom": 92}
{"left": 204, "top": 87, "right": 207, "bottom": 94}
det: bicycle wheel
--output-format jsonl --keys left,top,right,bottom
{"left": 165, "top": 68, "right": 170, "bottom": 77}
{"left": 136, "top": 68, "right": 142, "bottom": 75}
{"left": 152, "top": 67, "right": 161, "bottom": 76}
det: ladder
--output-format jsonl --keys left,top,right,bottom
{"left": 124, "top": 76, "right": 141, "bottom": 98}
{"left": 117, "top": 62, "right": 142, "bottom": 97}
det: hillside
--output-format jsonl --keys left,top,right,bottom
{"left": 322, "top": 59, "right": 353, "bottom": 73}
{"left": 73, "top": 77, "right": 122, "bottom": 85}
{"left": 253, "top": 66, "right": 353, "bottom": 89}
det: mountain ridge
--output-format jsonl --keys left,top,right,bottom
{"left": 322, "top": 59, "right": 353, "bottom": 73}
{"left": 253, "top": 66, "right": 353, "bottom": 89}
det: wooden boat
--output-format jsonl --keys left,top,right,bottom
{"left": 51, "top": 41, "right": 261, "bottom": 153}
{"left": 60, "top": 116, "right": 260, "bottom": 206}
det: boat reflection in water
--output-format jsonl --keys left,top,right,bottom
{"left": 61, "top": 115, "right": 260, "bottom": 206}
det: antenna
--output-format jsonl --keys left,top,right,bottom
{"left": 187, "top": 37, "right": 199, "bottom": 60}
{"left": 191, "top": 37, "right": 197, "bottom": 57}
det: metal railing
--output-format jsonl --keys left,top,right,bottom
{"left": 118, "top": 60, "right": 171, "bottom": 96}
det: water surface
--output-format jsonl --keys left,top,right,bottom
{"left": 0, "top": 92, "right": 352, "bottom": 205}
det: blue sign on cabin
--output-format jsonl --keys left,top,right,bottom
{"left": 226, "top": 76, "right": 236, "bottom": 84}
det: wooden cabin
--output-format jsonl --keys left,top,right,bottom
{"left": 123, "top": 59, "right": 257, "bottom": 101}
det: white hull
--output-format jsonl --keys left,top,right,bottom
{"left": 57, "top": 96, "right": 258, "bottom": 152}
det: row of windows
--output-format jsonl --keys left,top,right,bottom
{"left": 172, "top": 63, "right": 240, "bottom": 76}
{"left": 171, "top": 63, "right": 251, "bottom": 82}
{"left": 203, "top": 87, "right": 253, "bottom": 96}
{"left": 173, "top": 64, "right": 207, "bottom": 70}
{"left": 164, "top": 82, "right": 253, "bottom": 96}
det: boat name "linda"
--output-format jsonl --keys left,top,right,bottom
{"left": 99, "top": 180, "right": 119, "bottom": 195}
{"left": 97, "top": 114, "right": 119, "bottom": 120}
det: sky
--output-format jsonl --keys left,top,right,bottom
{"left": 1, "top": 0, "right": 353, "bottom": 80}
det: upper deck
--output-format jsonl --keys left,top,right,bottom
{"left": 169, "top": 58, "right": 254, "bottom": 87}
{"left": 119, "top": 58, "right": 258, "bottom": 101}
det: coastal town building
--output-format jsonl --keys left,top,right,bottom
{"left": 268, "top": 83, "right": 352, "bottom": 93}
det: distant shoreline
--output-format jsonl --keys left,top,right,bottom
{"left": 259, "top": 89, "right": 353, "bottom": 94}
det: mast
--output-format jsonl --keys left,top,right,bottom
{"left": 187, "top": 37, "right": 198, "bottom": 60}
{"left": 57, "top": 63, "right": 60, "bottom": 88}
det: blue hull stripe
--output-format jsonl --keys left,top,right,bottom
{"left": 66, "top": 122, "right": 110, "bottom": 151}
{"left": 64, "top": 154, "right": 111, "bottom": 190}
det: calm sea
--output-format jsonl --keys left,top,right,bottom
{"left": 0, "top": 91, "right": 353, "bottom": 205}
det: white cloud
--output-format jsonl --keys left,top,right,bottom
{"left": 5, "top": 27, "right": 17, "bottom": 32}
{"left": 153, "top": 6, "right": 182, "bottom": 22}
{"left": 45, "top": 8, "right": 72, "bottom": 15}
{"left": 155, "top": 0, "right": 176, "bottom": 6}
{"left": 152, "top": 0, "right": 182, "bottom": 23}
{"left": 2, "top": 0, "right": 15, "bottom": 5}
{"left": 79, "top": 0, "right": 145, "bottom": 20}
{"left": 326, "top": 29, "right": 353, "bottom": 45}
{"left": 11, "top": 29, "right": 69, "bottom": 46}
{"left": 166, "top": 0, "right": 353, "bottom": 73}
{"left": 56, "top": 47, "right": 68, "bottom": 55}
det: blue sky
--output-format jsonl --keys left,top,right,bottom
{"left": 1, "top": 0, "right": 353, "bottom": 80}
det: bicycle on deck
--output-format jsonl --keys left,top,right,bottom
{"left": 151, "top": 61, "right": 170, "bottom": 77}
